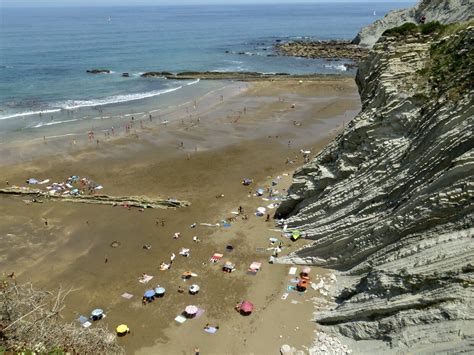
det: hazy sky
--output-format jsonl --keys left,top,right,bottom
{"left": 2, "top": 0, "right": 416, "bottom": 8}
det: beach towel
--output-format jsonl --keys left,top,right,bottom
{"left": 248, "top": 262, "right": 262, "bottom": 272}
{"left": 287, "top": 285, "right": 296, "bottom": 291}
{"left": 204, "top": 326, "right": 218, "bottom": 334}
{"left": 78, "top": 315, "right": 89, "bottom": 324}
{"left": 175, "top": 315, "right": 187, "bottom": 324}
{"left": 121, "top": 292, "right": 133, "bottom": 299}
{"left": 210, "top": 253, "right": 223, "bottom": 263}
{"left": 288, "top": 267, "right": 297, "bottom": 275}
{"left": 138, "top": 274, "right": 154, "bottom": 283}
{"left": 195, "top": 308, "right": 205, "bottom": 319}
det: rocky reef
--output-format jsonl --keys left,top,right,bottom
{"left": 277, "top": 23, "right": 473, "bottom": 353}
{"left": 275, "top": 40, "right": 368, "bottom": 61}
{"left": 353, "top": 0, "right": 473, "bottom": 48}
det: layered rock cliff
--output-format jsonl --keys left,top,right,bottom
{"left": 277, "top": 24, "right": 473, "bottom": 353}
{"left": 353, "top": 0, "right": 473, "bottom": 48}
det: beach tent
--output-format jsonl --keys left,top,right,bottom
{"left": 116, "top": 324, "right": 130, "bottom": 336}
{"left": 189, "top": 284, "right": 200, "bottom": 295}
{"left": 223, "top": 261, "right": 235, "bottom": 273}
{"left": 91, "top": 308, "right": 104, "bottom": 321}
{"left": 144, "top": 290, "right": 155, "bottom": 301}
{"left": 291, "top": 230, "right": 301, "bottom": 241}
{"left": 155, "top": 287, "right": 166, "bottom": 298}
{"left": 239, "top": 301, "right": 254, "bottom": 315}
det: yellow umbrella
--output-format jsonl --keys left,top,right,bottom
{"left": 116, "top": 324, "right": 129, "bottom": 334}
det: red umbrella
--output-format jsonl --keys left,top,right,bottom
{"left": 240, "top": 301, "right": 254, "bottom": 313}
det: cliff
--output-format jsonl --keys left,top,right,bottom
{"left": 353, "top": 0, "right": 473, "bottom": 48}
{"left": 277, "top": 23, "right": 473, "bottom": 353}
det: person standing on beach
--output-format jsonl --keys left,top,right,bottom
{"left": 43, "top": 218, "right": 48, "bottom": 226}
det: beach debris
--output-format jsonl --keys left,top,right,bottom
{"left": 110, "top": 241, "right": 121, "bottom": 248}
{"left": 210, "top": 253, "right": 223, "bottom": 263}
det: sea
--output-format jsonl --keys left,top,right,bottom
{"left": 0, "top": 2, "right": 413, "bottom": 141}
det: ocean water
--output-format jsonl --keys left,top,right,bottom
{"left": 0, "top": 2, "right": 413, "bottom": 135}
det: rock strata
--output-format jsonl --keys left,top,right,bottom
{"left": 353, "top": 0, "right": 474, "bottom": 48}
{"left": 276, "top": 24, "right": 474, "bottom": 353}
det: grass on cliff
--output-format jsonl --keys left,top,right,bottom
{"left": 424, "top": 22, "right": 473, "bottom": 99}
{"left": 383, "top": 21, "right": 448, "bottom": 37}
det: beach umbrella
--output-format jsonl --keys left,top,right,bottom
{"left": 144, "top": 290, "right": 155, "bottom": 298}
{"left": 182, "top": 271, "right": 193, "bottom": 279}
{"left": 256, "top": 188, "right": 264, "bottom": 196}
{"left": 155, "top": 287, "right": 166, "bottom": 295}
{"left": 189, "top": 284, "right": 200, "bottom": 294}
{"left": 292, "top": 230, "right": 301, "bottom": 237}
{"left": 116, "top": 324, "right": 129, "bottom": 334}
{"left": 302, "top": 266, "right": 311, "bottom": 274}
{"left": 185, "top": 305, "right": 198, "bottom": 315}
{"left": 91, "top": 309, "right": 104, "bottom": 318}
{"left": 257, "top": 207, "right": 266, "bottom": 214}
{"left": 240, "top": 301, "right": 254, "bottom": 313}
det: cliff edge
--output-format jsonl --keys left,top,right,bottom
{"left": 353, "top": 0, "right": 473, "bottom": 48}
{"left": 277, "top": 23, "right": 473, "bottom": 353}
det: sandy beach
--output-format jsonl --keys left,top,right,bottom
{"left": 0, "top": 78, "right": 360, "bottom": 354}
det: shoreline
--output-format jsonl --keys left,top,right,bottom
{"left": 0, "top": 78, "right": 360, "bottom": 354}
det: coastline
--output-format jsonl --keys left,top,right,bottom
{"left": 0, "top": 78, "right": 360, "bottom": 354}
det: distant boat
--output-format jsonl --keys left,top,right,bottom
{"left": 373, "top": 10, "right": 377, "bottom": 16}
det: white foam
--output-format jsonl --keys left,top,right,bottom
{"left": 0, "top": 109, "right": 61, "bottom": 120}
{"left": 32, "top": 118, "right": 80, "bottom": 128}
{"left": 324, "top": 64, "right": 347, "bottom": 71}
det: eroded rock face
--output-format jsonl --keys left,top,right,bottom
{"left": 353, "top": 0, "right": 474, "bottom": 48}
{"left": 277, "top": 26, "right": 473, "bottom": 353}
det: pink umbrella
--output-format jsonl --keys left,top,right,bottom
{"left": 240, "top": 301, "right": 254, "bottom": 313}
{"left": 185, "top": 305, "right": 198, "bottom": 316}
{"left": 302, "top": 266, "right": 311, "bottom": 274}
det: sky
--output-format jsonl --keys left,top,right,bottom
{"left": 1, "top": 0, "right": 416, "bottom": 8}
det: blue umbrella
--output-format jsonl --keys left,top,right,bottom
{"left": 91, "top": 308, "right": 104, "bottom": 317}
{"left": 144, "top": 290, "right": 155, "bottom": 298}
{"left": 155, "top": 287, "right": 166, "bottom": 295}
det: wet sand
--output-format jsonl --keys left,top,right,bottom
{"left": 0, "top": 78, "right": 360, "bottom": 354}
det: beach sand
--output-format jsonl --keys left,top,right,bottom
{"left": 0, "top": 78, "right": 360, "bottom": 354}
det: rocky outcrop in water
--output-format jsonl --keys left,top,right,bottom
{"left": 86, "top": 69, "right": 111, "bottom": 74}
{"left": 277, "top": 23, "right": 473, "bottom": 353}
{"left": 276, "top": 40, "right": 368, "bottom": 61}
{"left": 353, "top": 0, "right": 474, "bottom": 48}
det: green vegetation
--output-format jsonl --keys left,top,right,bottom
{"left": 383, "top": 21, "right": 447, "bottom": 37}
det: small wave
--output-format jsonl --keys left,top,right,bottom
{"left": 0, "top": 109, "right": 61, "bottom": 120}
{"left": 186, "top": 79, "right": 200, "bottom": 86}
{"left": 57, "top": 86, "right": 184, "bottom": 110}
{"left": 32, "top": 118, "right": 80, "bottom": 128}
{"left": 324, "top": 64, "right": 347, "bottom": 72}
